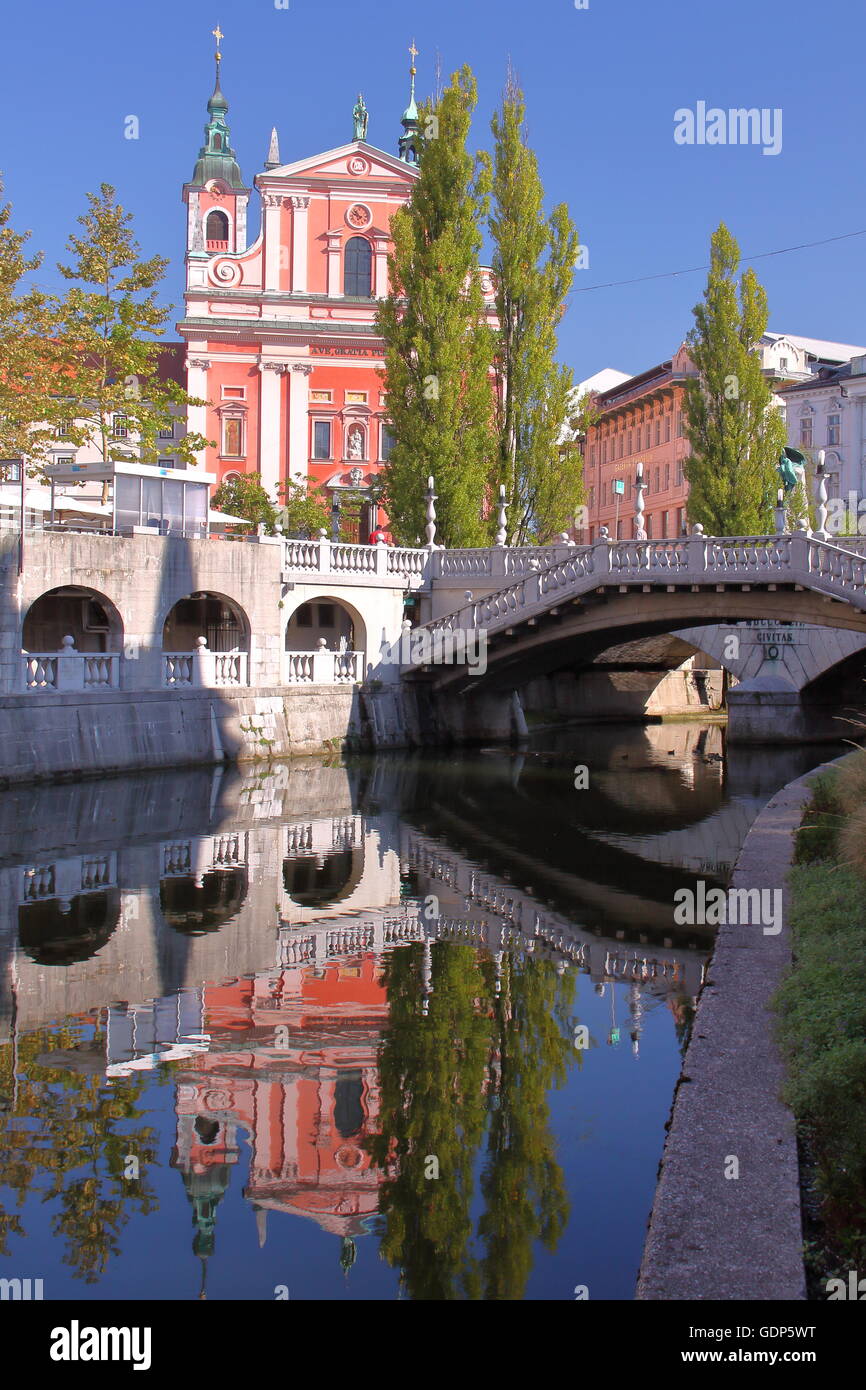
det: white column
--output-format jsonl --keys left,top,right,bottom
{"left": 326, "top": 231, "right": 342, "bottom": 297}
{"left": 289, "top": 365, "right": 313, "bottom": 483}
{"left": 185, "top": 356, "right": 211, "bottom": 466}
{"left": 290, "top": 196, "right": 310, "bottom": 293}
{"left": 263, "top": 194, "right": 284, "bottom": 292}
{"left": 258, "top": 363, "right": 287, "bottom": 501}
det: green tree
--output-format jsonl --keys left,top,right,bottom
{"left": 683, "top": 223, "right": 787, "bottom": 535}
{"left": 55, "top": 184, "right": 212, "bottom": 499}
{"left": 0, "top": 180, "right": 64, "bottom": 467}
{"left": 213, "top": 471, "right": 279, "bottom": 533}
{"left": 377, "top": 67, "right": 495, "bottom": 547}
{"left": 485, "top": 72, "right": 582, "bottom": 543}
{"left": 278, "top": 472, "right": 330, "bottom": 537}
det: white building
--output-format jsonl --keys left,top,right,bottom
{"left": 780, "top": 353, "right": 866, "bottom": 504}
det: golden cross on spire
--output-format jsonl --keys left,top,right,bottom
{"left": 212, "top": 24, "right": 224, "bottom": 54}
{"left": 409, "top": 39, "right": 418, "bottom": 67}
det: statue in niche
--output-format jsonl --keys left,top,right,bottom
{"left": 352, "top": 94, "right": 368, "bottom": 142}
{"left": 347, "top": 427, "right": 364, "bottom": 460}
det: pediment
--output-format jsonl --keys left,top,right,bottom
{"left": 259, "top": 141, "right": 419, "bottom": 186}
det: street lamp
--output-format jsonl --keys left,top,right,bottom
{"left": 634, "top": 461, "right": 647, "bottom": 541}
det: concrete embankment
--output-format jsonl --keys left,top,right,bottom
{"left": 0, "top": 685, "right": 416, "bottom": 785}
{"left": 636, "top": 759, "right": 841, "bottom": 1302}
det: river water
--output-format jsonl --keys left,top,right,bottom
{"left": 0, "top": 723, "right": 835, "bottom": 1301}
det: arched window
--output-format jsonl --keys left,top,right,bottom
{"left": 206, "top": 210, "right": 229, "bottom": 243}
{"left": 344, "top": 237, "right": 372, "bottom": 297}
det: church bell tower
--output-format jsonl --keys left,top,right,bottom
{"left": 182, "top": 26, "right": 250, "bottom": 282}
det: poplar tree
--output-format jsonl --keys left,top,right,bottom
{"left": 55, "top": 185, "right": 211, "bottom": 497}
{"left": 683, "top": 223, "right": 786, "bottom": 535}
{"left": 485, "top": 73, "right": 581, "bottom": 543}
{"left": 377, "top": 67, "right": 495, "bottom": 547}
{"left": 0, "top": 182, "right": 63, "bottom": 468}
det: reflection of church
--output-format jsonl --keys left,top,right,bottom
{"left": 170, "top": 953, "right": 391, "bottom": 1291}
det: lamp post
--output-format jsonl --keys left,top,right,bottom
{"left": 330, "top": 492, "right": 341, "bottom": 542}
{"left": 634, "top": 461, "right": 647, "bottom": 541}
{"left": 773, "top": 488, "right": 787, "bottom": 535}
{"left": 814, "top": 450, "right": 828, "bottom": 540}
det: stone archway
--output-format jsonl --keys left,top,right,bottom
{"left": 162, "top": 593, "right": 249, "bottom": 653}
{"left": 23, "top": 586, "right": 123, "bottom": 655}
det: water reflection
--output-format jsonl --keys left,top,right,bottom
{"left": 0, "top": 726, "right": 837, "bottom": 1299}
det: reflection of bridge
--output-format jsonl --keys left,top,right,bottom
{"left": 0, "top": 754, "right": 715, "bottom": 1042}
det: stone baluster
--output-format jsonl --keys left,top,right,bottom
{"left": 495, "top": 485, "right": 508, "bottom": 547}
{"left": 814, "top": 450, "right": 828, "bottom": 540}
{"left": 425, "top": 475, "right": 438, "bottom": 550}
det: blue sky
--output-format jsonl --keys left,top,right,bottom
{"left": 4, "top": 0, "right": 865, "bottom": 380}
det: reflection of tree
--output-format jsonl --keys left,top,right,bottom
{"left": 367, "top": 941, "right": 574, "bottom": 1300}
{"left": 0, "top": 1023, "right": 158, "bottom": 1282}
{"left": 479, "top": 956, "right": 574, "bottom": 1299}
{"left": 367, "top": 941, "right": 491, "bottom": 1299}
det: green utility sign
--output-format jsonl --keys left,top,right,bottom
{"left": 613, "top": 479, "right": 625, "bottom": 495}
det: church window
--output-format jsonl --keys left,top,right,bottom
{"left": 206, "top": 210, "right": 229, "bottom": 244}
{"left": 313, "top": 421, "right": 331, "bottom": 459}
{"left": 344, "top": 237, "right": 372, "bottom": 297}
{"left": 213, "top": 133, "right": 223, "bottom": 151}
{"left": 381, "top": 424, "right": 396, "bottom": 460}
{"left": 222, "top": 386, "right": 245, "bottom": 400}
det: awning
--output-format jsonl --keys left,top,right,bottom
{"left": 19, "top": 489, "right": 110, "bottom": 516}
{"left": 208, "top": 509, "right": 247, "bottom": 524}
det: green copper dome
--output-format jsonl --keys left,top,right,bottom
{"left": 190, "top": 56, "right": 246, "bottom": 191}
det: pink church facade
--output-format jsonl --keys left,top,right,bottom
{"left": 177, "top": 43, "right": 497, "bottom": 541}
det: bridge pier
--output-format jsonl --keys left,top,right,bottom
{"left": 725, "top": 676, "right": 841, "bottom": 744}
{"left": 425, "top": 688, "right": 527, "bottom": 747}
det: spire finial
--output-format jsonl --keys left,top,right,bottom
{"left": 212, "top": 24, "right": 224, "bottom": 87}
{"left": 409, "top": 39, "right": 418, "bottom": 102}
{"left": 399, "top": 41, "right": 421, "bottom": 164}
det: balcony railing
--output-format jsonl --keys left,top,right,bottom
{"left": 284, "top": 649, "right": 364, "bottom": 684}
{"left": 163, "top": 641, "right": 249, "bottom": 688}
{"left": 23, "top": 641, "right": 120, "bottom": 692}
